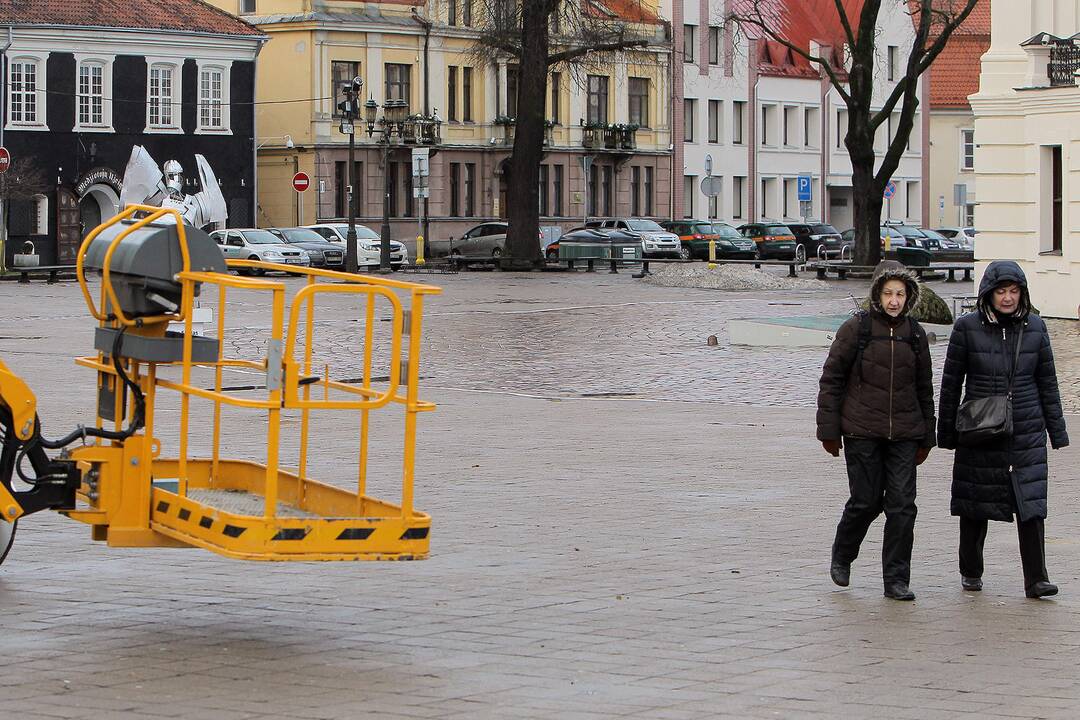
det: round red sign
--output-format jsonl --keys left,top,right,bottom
{"left": 0, "top": 147, "right": 11, "bottom": 174}
{"left": 292, "top": 171, "right": 310, "bottom": 192}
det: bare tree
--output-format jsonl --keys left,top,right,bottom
{"left": 727, "top": 0, "right": 980, "bottom": 266}
{"left": 0, "top": 158, "right": 49, "bottom": 272}
{"left": 470, "top": 0, "right": 656, "bottom": 269}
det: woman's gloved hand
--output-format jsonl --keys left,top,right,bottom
{"left": 822, "top": 439, "right": 842, "bottom": 457}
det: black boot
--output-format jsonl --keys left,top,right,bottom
{"left": 1025, "top": 581, "right": 1058, "bottom": 599}
{"left": 961, "top": 576, "right": 982, "bottom": 591}
{"left": 830, "top": 560, "right": 850, "bottom": 587}
{"left": 883, "top": 582, "right": 915, "bottom": 601}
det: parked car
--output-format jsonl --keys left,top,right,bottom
{"left": 661, "top": 219, "right": 757, "bottom": 259}
{"left": 935, "top": 226, "right": 977, "bottom": 249}
{"left": 839, "top": 226, "right": 917, "bottom": 251}
{"left": 585, "top": 218, "right": 681, "bottom": 258}
{"left": 267, "top": 227, "right": 345, "bottom": 268}
{"left": 919, "top": 228, "right": 963, "bottom": 251}
{"left": 209, "top": 228, "right": 310, "bottom": 275}
{"left": 452, "top": 221, "right": 508, "bottom": 258}
{"left": 305, "top": 222, "right": 409, "bottom": 268}
{"left": 787, "top": 222, "right": 846, "bottom": 259}
{"left": 882, "top": 222, "right": 931, "bottom": 249}
{"left": 737, "top": 222, "right": 798, "bottom": 259}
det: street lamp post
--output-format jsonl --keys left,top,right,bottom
{"left": 338, "top": 78, "right": 363, "bottom": 273}
{"left": 364, "top": 97, "right": 410, "bottom": 273}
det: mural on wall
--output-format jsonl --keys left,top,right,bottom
{"left": 119, "top": 146, "right": 228, "bottom": 228}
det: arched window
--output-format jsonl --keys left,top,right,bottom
{"left": 74, "top": 55, "right": 114, "bottom": 131}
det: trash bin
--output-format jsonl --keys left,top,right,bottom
{"left": 894, "top": 245, "right": 931, "bottom": 267}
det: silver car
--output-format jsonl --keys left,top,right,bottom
{"left": 588, "top": 218, "right": 681, "bottom": 258}
{"left": 452, "top": 222, "right": 508, "bottom": 258}
{"left": 305, "top": 223, "right": 409, "bottom": 268}
{"left": 209, "top": 229, "right": 310, "bottom": 275}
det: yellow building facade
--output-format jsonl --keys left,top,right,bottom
{"left": 207, "top": 0, "right": 673, "bottom": 250}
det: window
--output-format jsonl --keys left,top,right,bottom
{"left": 9, "top": 57, "right": 44, "bottom": 125}
{"left": 836, "top": 109, "right": 847, "bottom": 148}
{"left": 447, "top": 66, "right": 458, "bottom": 121}
{"left": 761, "top": 104, "right": 777, "bottom": 146}
{"left": 463, "top": 0, "right": 472, "bottom": 25}
{"left": 601, "top": 165, "right": 613, "bottom": 217}
{"left": 550, "top": 72, "right": 561, "bottom": 123}
{"left": 684, "top": 25, "right": 696, "bottom": 64}
{"left": 683, "top": 176, "right": 695, "bottom": 217}
{"left": 198, "top": 62, "right": 230, "bottom": 132}
{"left": 335, "top": 161, "right": 361, "bottom": 218}
{"left": 553, "top": 165, "right": 563, "bottom": 216}
{"left": 644, "top": 166, "right": 654, "bottom": 216}
{"left": 239, "top": 0, "right": 256, "bottom": 12}
{"left": 709, "top": 27, "right": 720, "bottom": 65}
{"left": 783, "top": 178, "right": 795, "bottom": 217}
{"left": 887, "top": 45, "right": 898, "bottom": 82}
{"left": 463, "top": 67, "right": 473, "bottom": 121}
{"left": 465, "top": 163, "right": 476, "bottom": 217}
{"left": 450, "top": 163, "right": 461, "bottom": 216}
{"left": 733, "top": 100, "right": 745, "bottom": 144}
{"left": 507, "top": 65, "right": 519, "bottom": 118}
{"left": 78, "top": 62, "right": 106, "bottom": 127}
{"left": 587, "top": 75, "right": 608, "bottom": 125}
{"left": 961, "top": 128, "right": 975, "bottom": 171}
{"left": 628, "top": 77, "right": 648, "bottom": 127}
{"left": 783, "top": 106, "right": 797, "bottom": 146}
{"left": 1040, "top": 145, "right": 1063, "bottom": 254}
{"left": 684, "top": 99, "right": 696, "bottom": 143}
{"left": 761, "top": 178, "right": 769, "bottom": 218}
{"left": 449, "top": 0, "right": 457, "bottom": 25}
{"left": 385, "top": 63, "right": 411, "bottom": 102}
{"left": 332, "top": 61, "right": 360, "bottom": 117}
{"left": 964, "top": 204, "right": 976, "bottom": 227}
{"left": 906, "top": 181, "right": 919, "bottom": 222}
{"left": 708, "top": 100, "right": 721, "bottom": 143}
{"left": 804, "top": 106, "right": 819, "bottom": 147}
{"left": 147, "top": 62, "right": 179, "bottom": 129}
{"left": 388, "top": 162, "right": 413, "bottom": 218}
{"left": 733, "top": 176, "right": 745, "bottom": 219}
{"left": 631, "top": 166, "right": 641, "bottom": 216}
{"left": 539, "top": 164, "right": 549, "bottom": 216}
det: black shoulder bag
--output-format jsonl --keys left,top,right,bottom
{"left": 955, "top": 324, "right": 1023, "bottom": 445}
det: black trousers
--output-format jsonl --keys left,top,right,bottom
{"left": 832, "top": 437, "right": 919, "bottom": 585}
{"left": 958, "top": 516, "right": 1048, "bottom": 589}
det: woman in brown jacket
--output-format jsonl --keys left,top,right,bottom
{"left": 816, "top": 261, "right": 936, "bottom": 601}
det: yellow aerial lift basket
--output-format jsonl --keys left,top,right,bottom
{"left": 0, "top": 205, "right": 441, "bottom": 564}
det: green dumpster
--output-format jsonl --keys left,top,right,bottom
{"left": 894, "top": 245, "right": 931, "bottom": 267}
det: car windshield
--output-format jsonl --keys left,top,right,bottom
{"left": 764, "top": 225, "right": 793, "bottom": 235}
{"left": 713, "top": 224, "right": 742, "bottom": 239}
{"left": 277, "top": 228, "right": 327, "bottom": 243}
{"left": 890, "top": 225, "right": 925, "bottom": 238}
{"left": 244, "top": 230, "right": 284, "bottom": 245}
{"left": 330, "top": 224, "right": 380, "bottom": 240}
{"left": 627, "top": 219, "right": 665, "bottom": 231}
{"left": 810, "top": 224, "right": 838, "bottom": 235}
{"left": 921, "top": 229, "right": 947, "bottom": 241}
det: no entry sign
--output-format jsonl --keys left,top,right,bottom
{"left": 0, "top": 147, "right": 11, "bottom": 174}
{"left": 292, "top": 171, "right": 310, "bottom": 192}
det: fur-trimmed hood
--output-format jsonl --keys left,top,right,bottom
{"left": 868, "top": 260, "right": 920, "bottom": 317}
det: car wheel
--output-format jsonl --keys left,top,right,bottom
{"left": 677, "top": 245, "right": 692, "bottom": 261}
{"left": 248, "top": 255, "right": 265, "bottom": 276}
{"left": 0, "top": 519, "right": 16, "bottom": 568}
{"left": 492, "top": 247, "right": 502, "bottom": 258}
{"left": 546, "top": 249, "right": 558, "bottom": 261}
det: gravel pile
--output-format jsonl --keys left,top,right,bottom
{"left": 643, "top": 263, "right": 828, "bottom": 291}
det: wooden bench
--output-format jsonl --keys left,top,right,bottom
{"left": 12, "top": 264, "right": 77, "bottom": 284}
{"left": 813, "top": 263, "right": 874, "bottom": 280}
{"left": 912, "top": 263, "right": 973, "bottom": 282}
{"left": 815, "top": 262, "right": 973, "bottom": 283}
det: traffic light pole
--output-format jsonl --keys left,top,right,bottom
{"left": 345, "top": 120, "right": 358, "bottom": 274}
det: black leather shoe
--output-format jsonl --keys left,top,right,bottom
{"left": 883, "top": 582, "right": 915, "bottom": 601}
{"left": 961, "top": 576, "right": 982, "bottom": 591}
{"left": 830, "top": 560, "right": 850, "bottom": 587}
{"left": 1025, "top": 581, "right": 1058, "bottom": 599}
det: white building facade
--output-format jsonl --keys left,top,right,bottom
{"left": 674, "top": 0, "right": 926, "bottom": 230}
{"left": 970, "top": 0, "right": 1080, "bottom": 318}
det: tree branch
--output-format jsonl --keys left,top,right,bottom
{"left": 548, "top": 38, "right": 649, "bottom": 66}
{"left": 832, "top": 0, "right": 857, "bottom": 50}
{"left": 475, "top": 34, "right": 523, "bottom": 60}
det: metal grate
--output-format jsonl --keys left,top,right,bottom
{"left": 1049, "top": 41, "right": 1080, "bottom": 86}
{"left": 186, "top": 488, "right": 319, "bottom": 518}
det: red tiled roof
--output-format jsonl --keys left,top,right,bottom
{"left": 584, "top": 0, "right": 661, "bottom": 25}
{"left": 929, "top": 34, "right": 988, "bottom": 108}
{"left": 909, "top": 0, "right": 990, "bottom": 36}
{"left": 0, "top": 0, "right": 263, "bottom": 37}
{"left": 733, "top": 0, "right": 865, "bottom": 77}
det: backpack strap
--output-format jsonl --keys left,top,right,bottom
{"left": 854, "top": 311, "right": 872, "bottom": 381}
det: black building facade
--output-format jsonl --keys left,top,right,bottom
{"left": 1, "top": 5, "right": 265, "bottom": 265}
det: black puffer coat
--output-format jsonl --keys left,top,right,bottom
{"left": 938, "top": 261, "right": 1069, "bottom": 522}
{"left": 817, "top": 261, "right": 936, "bottom": 445}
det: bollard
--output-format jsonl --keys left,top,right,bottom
{"left": 708, "top": 238, "right": 717, "bottom": 269}
{"left": 416, "top": 234, "right": 425, "bottom": 265}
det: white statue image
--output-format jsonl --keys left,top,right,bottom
{"left": 119, "top": 146, "right": 228, "bottom": 228}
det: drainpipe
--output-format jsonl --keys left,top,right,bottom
{"left": 748, "top": 38, "right": 759, "bottom": 221}
{"left": 0, "top": 27, "right": 12, "bottom": 272}
{"left": 252, "top": 37, "right": 267, "bottom": 228}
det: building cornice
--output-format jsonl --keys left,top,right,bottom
{"left": 7, "top": 25, "right": 263, "bottom": 61}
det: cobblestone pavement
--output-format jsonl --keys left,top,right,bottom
{"left": 0, "top": 270, "right": 1079, "bottom": 720}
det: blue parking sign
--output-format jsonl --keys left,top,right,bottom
{"left": 797, "top": 174, "right": 812, "bottom": 202}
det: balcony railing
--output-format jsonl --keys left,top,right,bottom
{"left": 1048, "top": 40, "right": 1080, "bottom": 86}
{"left": 581, "top": 122, "right": 639, "bottom": 150}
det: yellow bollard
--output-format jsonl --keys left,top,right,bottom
{"left": 416, "top": 234, "right": 425, "bottom": 265}
{"left": 708, "top": 238, "right": 717, "bottom": 269}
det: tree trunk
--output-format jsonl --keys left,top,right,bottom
{"left": 501, "top": 0, "right": 549, "bottom": 271}
{"left": 850, "top": 158, "right": 883, "bottom": 268}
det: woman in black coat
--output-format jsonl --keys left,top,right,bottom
{"left": 938, "top": 261, "right": 1069, "bottom": 598}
